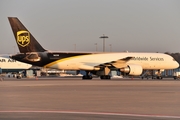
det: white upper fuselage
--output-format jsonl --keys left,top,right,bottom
{"left": 44, "top": 52, "right": 179, "bottom": 70}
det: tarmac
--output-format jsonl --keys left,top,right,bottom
{"left": 0, "top": 77, "right": 180, "bottom": 120}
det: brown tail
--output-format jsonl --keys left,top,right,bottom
{"left": 8, "top": 17, "right": 46, "bottom": 53}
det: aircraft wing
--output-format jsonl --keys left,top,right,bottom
{"left": 80, "top": 57, "right": 134, "bottom": 70}
{"left": 98, "top": 56, "right": 133, "bottom": 68}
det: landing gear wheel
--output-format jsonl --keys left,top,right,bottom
{"left": 100, "top": 75, "right": 111, "bottom": 80}
{"left": 82, "top": 75, "right": 92, "bottom": 80}
{"left": 157, "top": 76, "right": 163, "bottom": 79}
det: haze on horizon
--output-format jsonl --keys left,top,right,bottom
{"left": 0, "top": 0, "right": 180, "bottom": 54}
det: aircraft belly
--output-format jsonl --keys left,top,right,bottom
{"left": 50, "top": 62, "right": 80, "bottom": 70}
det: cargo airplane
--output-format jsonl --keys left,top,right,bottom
{"left": 0, "top": 55, "right": 32, "bottom": 73}
{"left": 8, "top": 17, "right": 179, "bottom": 79}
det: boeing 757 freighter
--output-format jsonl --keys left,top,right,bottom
{"left": 8, "top": 17, "right": 179, "bottom": 79}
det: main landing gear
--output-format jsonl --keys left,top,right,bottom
{"left": 82, "top": 71, "right": 92, "bottom": 80}
{"left": 99, "top": 67, "right": 111, "bottom": 80}
{"left": 100, "top": 75, "right": 111, "bottom": 79}
{"left": 82, "top": 70, "right": 112, "bottom": 80}
{"left": 82, "top": 74, "right": 111, "bottom": 80}
{"left": 82, "top": 75, "right": 92, "bottom": 79}
{"left": 156, "top": 76, "right": 163, "bottom": 79}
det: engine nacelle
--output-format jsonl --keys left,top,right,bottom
{"left": 120, "top": 64, "right": 143, "bottom": 76}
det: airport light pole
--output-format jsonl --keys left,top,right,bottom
{"left": 100, "top": 34, "right": 108, "bottom": 52}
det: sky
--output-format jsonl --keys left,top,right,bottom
{"left": 0, "top": 0, "right": 180, "bottom": 54}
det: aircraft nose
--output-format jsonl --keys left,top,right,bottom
{"left": 173, "top": 61, "right": 180, "bottom": 69}
{"left": 175, "top": 61, "right": 179, "bottom": 68}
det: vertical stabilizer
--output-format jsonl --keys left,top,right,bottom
{"left": 8, "top": 17, "right": 46, "bottom": 53}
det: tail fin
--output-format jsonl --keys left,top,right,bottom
{"left": 8, "top": 17, "right": 46, "bottom": 53}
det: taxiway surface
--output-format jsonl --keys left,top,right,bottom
{"left": 0, "top": 77, "right": 180, "bottom": 120}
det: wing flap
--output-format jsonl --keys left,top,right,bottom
{"left": 111, "top": 57, "right": 133, "bottom": 68}
{"left": 81, "top": 57, "right": 134, "bottom": 70}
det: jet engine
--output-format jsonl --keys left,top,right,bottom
{"left": 120, "top": 64, "right": 143, "bottom": 76}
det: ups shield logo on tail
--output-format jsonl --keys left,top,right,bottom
{"left": 17, "top": 31, "right": 30, "bottom": 47}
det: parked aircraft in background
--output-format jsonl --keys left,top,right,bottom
{"left": 8, "top": 17, "right": 179, "bottom": 79}
{"left": 0, "top": 55, "right": 32, "bottom": 73}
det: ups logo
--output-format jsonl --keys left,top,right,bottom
{"left": 17, "top": 31, "right": 30, "bottom": 47}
